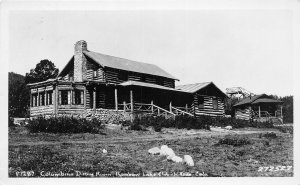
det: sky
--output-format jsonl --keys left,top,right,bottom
{"left": 8, "top": 9, "right": 294, "bottom": 96}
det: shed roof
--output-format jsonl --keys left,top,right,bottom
{"left": 120, "top": 81, "right": 184, "bottom": 92}
{"left": 83, "top": 51, "right": 178, "bottom": 80}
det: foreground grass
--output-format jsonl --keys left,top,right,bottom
{"left": 9, "top": 128, "right": 293, "bottom": 177}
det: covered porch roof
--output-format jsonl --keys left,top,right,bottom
{"left": 119, "top": 81, "right": 185, "bottom": 93}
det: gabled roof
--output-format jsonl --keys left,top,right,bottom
{"left": 233, "top": 94, "right": 282, "bottom": 107}
{"left": 120, "top": 81, "right": 184, "bottom": 92}
{"left": 175, "top": 82, "right": 211, "bottom": 93}
{"left": 175, "top": 82, "right": 227, "bottom": 97}
{"left": 83, "top": 51, "right": 178, "bottom": 80}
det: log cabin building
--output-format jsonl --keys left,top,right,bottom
{"left": 28, "top": 40, "right": 227, "bottom": 120}
{"left": 233, "top": 94, "right": 283, "bottom": 123}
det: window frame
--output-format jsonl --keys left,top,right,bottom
{"left": 212, "top": 97, "right": 218, "bottom": 109}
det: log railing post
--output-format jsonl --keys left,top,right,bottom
{"left": 169, "top": 101, "right": 172, "bottom": 113}
{"left": 258, "top": 105, "right": 261, "bottom": 118}
{"left": 185, "top": 104, "right": 188, "bottom": 112}
{"left": 123, "top": 101, "right": 126, "bottom": 112}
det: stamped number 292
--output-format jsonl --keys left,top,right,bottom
{"left": 258, "top": 166, "right": 292, "bottom": 172}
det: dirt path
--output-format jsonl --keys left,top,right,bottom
{"left": 9, "top": 129, "right": 281, "bottom": 147}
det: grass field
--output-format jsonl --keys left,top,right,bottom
{"left": 8, "top": 126, "right": 293, "bottom": 177}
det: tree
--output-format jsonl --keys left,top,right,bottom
{"left": 280, "top": 96, "right": 293, "bottom": 123}
{"left": 9, "top": 72, "right": 30, "bottom": 117}
{"left": 25, "top": 59, "right": 59, "bottom": 84}
{"left": 224, "top": 97, "right": 239, "bottom": 117}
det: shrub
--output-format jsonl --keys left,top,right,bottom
{"left": 26, "top": 116, "right": 103, "bottom": 134}
{"left": 275, "top": 126, "right": 293, "bottom": 135}
{"left": 9, "top": 117, "right": 16, "bottom": 128}
{"left": 262, "top": 132, "right": 277, "bottom": 139}
{"left": 217, "top": 135, "right": 251, "bottom": 146}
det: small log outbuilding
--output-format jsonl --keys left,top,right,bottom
{"left": 28, "top": 40, "right": 227, "bottom": 120}
{"left": 233, "top": 94, "right": 283, "bottom": 123}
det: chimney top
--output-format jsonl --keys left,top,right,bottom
{"left": 75, "top": 40, "right": 87, "bottom": 54}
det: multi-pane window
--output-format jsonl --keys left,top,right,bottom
{"left": 39, "top": 92, "right": 45, "bottom": 106}
{"left": 46, "top": 91, "right": 53, "bottom": 105}
{"left": 212, "top": 97, "right": 218, "bottom": 109}
{"left": 59, "top": 90, "right": 70, "bottom": 105}
{"left": 73, "top": 89, "right": 84, "bottom": 105}
{"left": 32, "top": 94, "right": 38, "bottom": 107}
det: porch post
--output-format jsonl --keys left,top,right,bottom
{"left": 37, "top": 88, "right": 40, "bottom": 106}
{"left": 151, "top": 100, "right": 154, "bottom": 113}
{"left": 93, "top": 87, "right": 96, "bottom": 114}
{"left": 280, "top": 105, "right": 283, "bottom": 118}
{"left": 29, "top": 91, "right": 32, "bottom": 107}
{"left": 130, "top": 89, "right": 133, "bottom": 121}
{"left": 185, "top": 104, "right": 188, "bottom": 112}
{"left": 258, "top": 105, "right": 261, "bottom": 118}
{"left": 130, "top": 90, "right": 133, "bottom": 113}
{"left": 169, "top": 101, "right": 172, "bottom": 112}
{"left": 54, "top": 84, "right": 58, "bottom": 116}
{"left": 84, "top": 87, "right": 86, "bottom": 110}
{"left": 115, "top": 87, "right": 118, "bottom": 111}
{"left": 123, "top": 101, "right": 126, "bottom": 112}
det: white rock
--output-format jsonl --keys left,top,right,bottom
{"left": 102, "top": 149, "right": 107, "bottom": 154}
{"left": 183, "top": 155, "right": 194, "bottom": 166}
{"left": 171, "top": 156, "right": 183, "bottom": 163}
{"left": 225, "top": 126, "right": 232, "bottom": 130}
{"left": 148, "top": 147, "right": 161, "bottom": 155}
{"left": 160, "top": 145, "right": 169, "bottom": 156}
{"left": 165, "top": 147, "right": 175, "bottom": 158}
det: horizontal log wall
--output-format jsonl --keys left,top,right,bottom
{"left": 30, "top": 106, "right": 54, "bottom": 116}
{"left": 96, "top": 87, "right": 106, "bottom": 108}
{"left": 128, "top": 72, "right": 141, "bottom": 81}
{"left": 235, "top": 108, "right": 251, "bottom": 120}
{"left": 105, "top": 68, "right": 175, "bottom": 88}
{"left": 193, "top": 94, "right": 225, "bottom": 117}
{"left": 105, "top": 69, "right": 121, "bottom": 83}
{"left": 86, "top": 60, "right": 106, "bottom": 81}
{"left": 57, "top": 105, "right": 85, "bottom": 115}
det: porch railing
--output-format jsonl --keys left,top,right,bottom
{"left": 170, "top": 106, "right": 194, "bottom": 116}
{"left": 120, "top": 102, "right": 176, "bottom": 119}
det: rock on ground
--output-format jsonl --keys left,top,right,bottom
{"left": 171, "top": 156, "right": 183, "bottom": 163}
{"left": 148, "top": 147, "right": 161, "bottom": 155}
{"left": 183, "top": 155, "right": 194, "bottom": 166}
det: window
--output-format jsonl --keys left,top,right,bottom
{"left": 73, "top": 89, "right": 84, "bottom": 105}
{"left": 198, "top": 96, "right": 204, "bottom": 109}
{"left": 59, "top": 90, "right": 70, "bottom": 105}
{"left": 39, "top": 92, "right": 45, "bottom": 106}
{"left": 212, "top": 97, "right": 218, "bottom": 109}
{"left": 93, "top": 70, "right": 97, "bottom": 79}
{"left": 156, "top": 77, "right": 164, "bottom": 86}
{"left": 46, "top": 91, "right": 53, "bottom": 105}
{"left": 118, "top": 71, "right": 128, "bottom": 81}
{"left": 32, "top": 94, "right": 38, "bottom": 107}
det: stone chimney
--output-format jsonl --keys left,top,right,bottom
{"left": 74, "top": 40, "right": 87, "bottom": 82}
